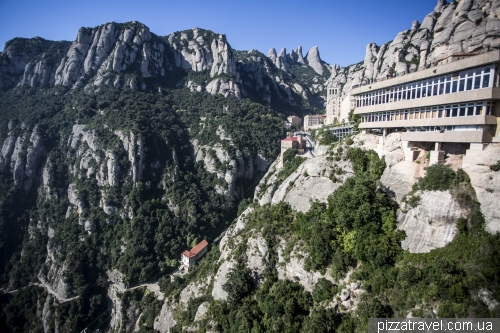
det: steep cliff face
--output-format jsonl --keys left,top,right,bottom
{"left": 0, "top": 23, "right": 240, "bottom": 97}
{"left": 0, "top": 37, "right": 72, "bottom": 89}
{"left": 0, "top": 122, "right": 45, "bottom": 193}
{"left": 0, "top": 81, "right": 283, "bottom": 332}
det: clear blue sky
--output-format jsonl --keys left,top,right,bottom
{"left": 0, "top": 0, "right": 439, "bottom": 66}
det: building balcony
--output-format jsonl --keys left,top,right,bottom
{"left": 401, "top": 129, "right": 493, "bottom": 143}
{"left": 359, "top": 115, "right": 498, "bottom": 129}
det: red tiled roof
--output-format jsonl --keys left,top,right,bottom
{"left": 182, "top": 240, "right": 209, "bottom": 258}
{"left": 283, "top": 137, "right": 299, "bottom": 142}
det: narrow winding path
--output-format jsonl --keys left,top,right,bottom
{"left": 5, "top": 279, "right": 80, "bottom": 303}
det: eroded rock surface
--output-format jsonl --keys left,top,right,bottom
{"left": 398, "top": 191, "right": 465, "bottom": 253}
{"left": 462, "top": 143, "right": 500, "bottom": 233}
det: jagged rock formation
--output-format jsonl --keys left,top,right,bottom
{"left": 192, "top": 131, "right": 268, "bottom": 198}
{"left": 306, "top": 46, "right": 324, "bottom": 75}
{"left": 358, "top": 132, "right": 499, "bottom": 249}
{"left": 0, "top": 23, "right": 328, "bottom": 113}
{"left": 0, "top": 23, "right": 243, "bottom": 100}
{"left": 1, "top": 122, "right": 45, "bottom": 193}
{"left": 2, "top": 0, "right": 500, "bottom": 117}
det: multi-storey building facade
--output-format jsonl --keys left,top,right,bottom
{"left": 304, "top": 114, "right": 326, "bottom": 131}
{"left": 351, "top": 50, "right": 500, "bottom": 164}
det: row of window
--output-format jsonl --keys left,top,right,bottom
{"left": 356, "top": 65, "right": 495, "bottom": 107}
{"left": 406, "top": 125, "right": 485, "bottom": 132}
{"left": 331, "top": 127, "right": 354, "bottom": 138}
{"left": 361, "top": 101, "right": 495, "bottom": 123}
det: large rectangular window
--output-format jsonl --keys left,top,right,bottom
{"left": 459, "top": 79, "right": 465, "bottom": 92}
{"left": 445, "top": 81, "right": 451, "bottom": 94}
{"left": 474, "top": 76, "right": 481, "bottom": 89}
{"left": 476, "top": 105, "right": 483, "bottom": 115}
{"left": 483, "top": 74, "right": 490, "bottom": 88}
{"left": 467, "top": 77, "right": 473, "bottom": 90}
{"left": 459, "top": 105, "right": 466, "bottom": 116}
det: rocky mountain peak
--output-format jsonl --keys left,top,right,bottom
{"left": 305, "top": 45, "right": 323, "bottom": 75}
{"left": 411, "top": 19, "right": 420, "bottom": 31}
{"left": 278, "top": 47, "right": 286, "bottom": 58}
{"left": 267, "top": 47, "right": 277, "bottom": 59}
{"left": 296, "top": 46, "right": 306, "bottom": 64}
{"left": 434, "top": 0, "right": 448, "bottom": 12}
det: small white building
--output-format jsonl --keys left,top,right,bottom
{"left": 181, "top": 240, "right": 209, "bottom": 266}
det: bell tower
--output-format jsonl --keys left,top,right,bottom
{"left": 326, "top": 83, "right": 341, "bottom": 125}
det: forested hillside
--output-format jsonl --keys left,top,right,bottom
{"left": 0, "top": 83, "right": 285, "bottom": 331}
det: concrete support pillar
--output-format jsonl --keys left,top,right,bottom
{"left": 429, "top": 142, "right": 445, "bottom": 165}
{"left": 376, "top": 133, "right": 385, "bottom": 158}
{"left": 402, "top": 140, "right": 419, "bottom": 162}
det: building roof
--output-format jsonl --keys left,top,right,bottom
{"left": 305, "top": 114, "right": 326, "bottom": 118}
{"left": 182, "top": 240, "right": 209, "bottom": 258}
{"left": 282, "top": 136, "right": 306, "bottom": 142}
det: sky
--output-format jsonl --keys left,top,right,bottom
{"left": 0, "top": 0, "right": 439, "bottom": 67}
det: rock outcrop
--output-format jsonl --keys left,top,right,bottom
{"left": 306, "top": 46, "right": 324, "bottom": 75}
{"left": 398, "top": 191, "right": 465, "bottom": 253}
{"left": 0, "top": 123, "right": 45, "bottom": 193}
{"left": 192, "top": 136, "right": 267, "bottom": 198}
{"left": 462, "top": 143, "right": 500, "bottom": 233}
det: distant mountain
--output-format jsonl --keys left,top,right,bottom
{"left": 0, "top": 22, "right": 330, "bottom": 115}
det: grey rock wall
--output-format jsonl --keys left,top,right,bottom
{"left": 398, "top": 191, "right": 465, "bottom": 253}
{"left": 462, "top": 143, "right": 500, "bottom": 233}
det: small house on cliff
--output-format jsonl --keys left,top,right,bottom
{"left": 181, "top": 240, "right": 209, "bottom": 266}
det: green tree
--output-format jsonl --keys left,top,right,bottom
{"left": 222, "top": 264, "right": 253, "bottom": 306}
